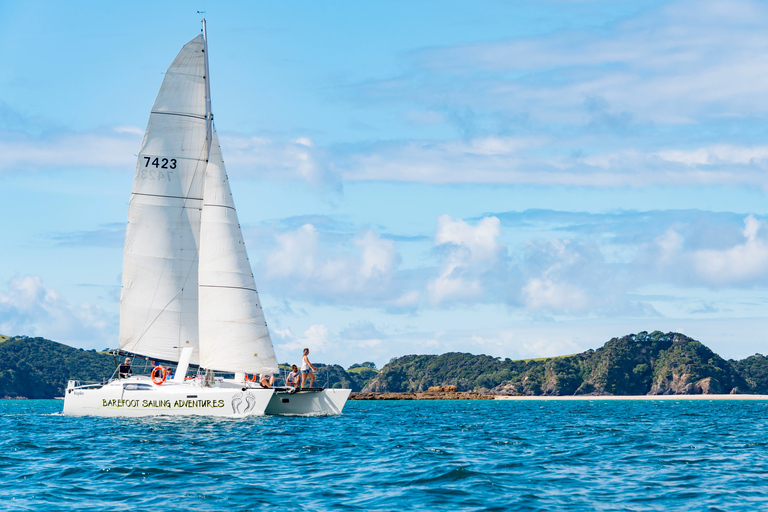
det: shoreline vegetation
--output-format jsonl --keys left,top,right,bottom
{"left": 1, "top": 330, "right": 767, "bottom": 399}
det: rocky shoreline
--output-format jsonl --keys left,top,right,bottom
{"left": 350, "top": 385, "right": 498, "bottom": 400}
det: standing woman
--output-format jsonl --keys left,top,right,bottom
{"left": 300, "top": 348, "right": 317, "bottom": 388}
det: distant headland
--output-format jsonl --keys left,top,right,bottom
{"left": 1, "top": 331, "right": 766, "bottom": 399}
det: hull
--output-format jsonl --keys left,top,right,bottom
{"left": 264, "top": 388, "right": 351, "bottom": 416}
{"left": 62, "top": 376, "right": 274, "bottom": 417}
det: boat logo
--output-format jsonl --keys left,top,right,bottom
{"left": 231, "top": 392, "right": 258, "bottom": 414}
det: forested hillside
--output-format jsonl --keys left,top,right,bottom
{"left": 363, "top": 331, "right": 768, "bottom": 395}
{"left": 2, "top": 332, "right": 766, "bottom": 398}
{"left": 0, "top": 336, "right": 116, "bottom": 398}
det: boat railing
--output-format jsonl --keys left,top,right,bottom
{"left": 67, "top": 380, "right": 107, "bottom": 390}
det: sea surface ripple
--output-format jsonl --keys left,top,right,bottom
{"left": 2, "top": 399, "right": 768, "bottom": 511}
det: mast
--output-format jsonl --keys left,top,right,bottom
{"left": 202, "top": 18, "right": 213, "bottom": 162}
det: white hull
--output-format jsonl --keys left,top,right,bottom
{"left": 62, "top": 376, "right": 274, "bottom": 418}
{"left": 265, "top": 388, "right": 351, "bottom": 416}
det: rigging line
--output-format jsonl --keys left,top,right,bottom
{"left": 131, "top": 286, "right": 185, "bottom": 348}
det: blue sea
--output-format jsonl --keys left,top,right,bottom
{"left": 2, "top": 399, "right": 768, "bottom": 511}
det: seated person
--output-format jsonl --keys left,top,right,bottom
{"left": 259, "top": 374, "right": 275, "bottom": 388}
{"left": 286, "top": 365, "right": 301, "bottom": 387}
{"left": 118, "top": 357, "right": 132, "bottom": 379}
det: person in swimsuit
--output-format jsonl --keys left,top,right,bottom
{"left": 259, "top": 374, "right": 275, "bottom": 388}
{"left": 300, "top": 348, "right": 316, "bottom": 388}
{"left": 286, "top": 365, "right": 301, "bottom": 387}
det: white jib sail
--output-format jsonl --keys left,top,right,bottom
{"left": 119, "top": 35, "right": 208, "bottom": 364}
{"left": 198, "top": 129, "right": 279, "bottom": 374}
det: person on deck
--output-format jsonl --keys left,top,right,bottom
{"left": 300, "top": 348, "right": 317, "bottom": 388}
{"left": 259, "top": 374, "right": 275, "bottom": 388}
{"left": 119, "top": 358, "right": 132, "bottom": 379}
{"left": 286, "top": 365, "right": 301, "bottom": 387}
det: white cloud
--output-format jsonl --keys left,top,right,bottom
{"left": 219, "top": 134, "right": 339, "bottom": 188}
{"left": 257, "top": 210, "right": 768, "bottom": 326}
{"left": 333, "top": 139, "right": 768, "bottom": 188}
{"left": 692, "top": 215, "right": 768, "bottom": 285}
{"left": 655, "top": 145, "right": 768, "bottom": 167}
{"left": 272, "top": 324, "right": 329, "bottom": 361}
{"left": 655, "top": 229, "right": 683, "bottom": 265}
{"left": 427, "top": 269, "right": 483, "bottom": 305}
{"left": 113, "top": 125, "right": 144, "bottom": 136}
{"left": 644, "top": 214, "right": 768, "bottom": 287}
{"left": 434, "top": 214, "right": 503, "bottom": 263}
{"left": 340, "top": 137, "right": 545, "bottom": 184}
{"left": 290, "top": 0, "right": 768, "bottom": 188}
{"left": 428, "top": 215, "right": 505, "bottom": 305}
{"left": 355, "top": 231, "right": 398, "bottom": 279}
{"left": 403, "top": 0, "right": 768, "bottom": 125}
{"left": 517, "top": 336, "right": 584, "bottom": 360}
{"left": 264, "top": 224, "right": 320, "bottom": 281}
{"left": 0, "top": 275, "right": 116, "bottom": 348}
{"left": 0, "top": 127, "right": 140, "bottom": 173}
{"left": 338, "top": 321, "right": 385, "bottom": 349}
{"left": 261, "top": 224, "right": 403, "bottom": 303}
{"left": 523, "top": 278, "right": 589, "bottom": 313}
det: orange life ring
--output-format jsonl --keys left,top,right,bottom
{"left": 151, "top": 366, "right": 167, "bottom": 385}
{"left": 248, "top": 374, "right": 258, "bottom": 382}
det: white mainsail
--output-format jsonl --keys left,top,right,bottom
{"left": 198, "top": 129, "right": 279, "bottom": 374}
{"left": 119, "top": 35, "right": 208, "bottom": 364}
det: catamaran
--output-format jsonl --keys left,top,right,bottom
{"left": 62, "top": 21, "right": 350, "bottom": 417}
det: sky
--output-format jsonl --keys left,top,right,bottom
{"left": 2, "top": 0, "right": 768, "bottom": 368}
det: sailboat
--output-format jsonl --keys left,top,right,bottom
{"left": 62, "top": 21, "right": 351, "bottom": 417}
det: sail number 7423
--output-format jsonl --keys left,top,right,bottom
{"left": 143, "top": 157, "right": 177, "bottom": 169}
{"left": 139, "top": 156, "right": 177, "bottom": 181}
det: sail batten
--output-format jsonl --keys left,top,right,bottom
{"left": 132, "top": 193, "right": 204, "bottom": 201}
{"left": 150, "top": 111, "right": 207, "bottom": 119}
{"left": 200, "top": 284, "right": 258, "bottom": 290}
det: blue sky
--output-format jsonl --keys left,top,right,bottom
{"left": 3, "top": 0, "right": 768, "bottom": 368}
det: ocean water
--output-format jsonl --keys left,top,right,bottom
{"left": 2, "top": 399, "right": 768, "bottom": 511}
